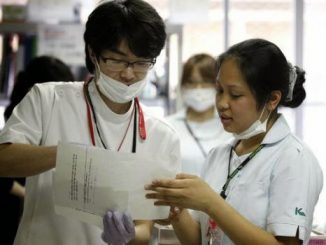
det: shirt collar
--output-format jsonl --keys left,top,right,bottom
{"left": 262, "top": 114, "right": 291, "bottom": 145}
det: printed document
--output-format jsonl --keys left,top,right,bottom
{"left": 53, "top": 142, "right": 177, "bottom": 228}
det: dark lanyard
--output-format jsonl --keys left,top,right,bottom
{"left": 184, "top": 119, "right": 207, "bottom": 158}
{"left": 220, "top": 144, "right": 265, "bottom": 199}
{"left": 83, "top": 79, "right": 146, "bottom": 153}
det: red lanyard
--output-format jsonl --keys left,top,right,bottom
{"left": 134, "top": 96, "right": 146, "bottom": 140}
{"left": 206, "top": 218, "right": 219, "bottom": 244}
{"left": 83, "top": 80, "right": 146, "bottom": 152}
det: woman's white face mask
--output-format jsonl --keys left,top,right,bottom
{"left": 96, "top": 67, "right": 147, "bottom": 104}
{"left": 232, "top": 106, "right": 270, "bottom": 140}
{"left": 182, "top": 88, "right": 216, "bottom": 112}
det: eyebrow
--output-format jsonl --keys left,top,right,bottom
{"left": 107, "top": 48, "right": 127, "bottom": 56}
{"left": 105, "top": 48, "right": 151, "bottom": 61}
{"left": 216, "top": 80, "right": 241, "bottom": 88}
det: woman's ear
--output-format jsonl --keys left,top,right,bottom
{"left": 267, "top": 90, "right": 282, "bottom": 111}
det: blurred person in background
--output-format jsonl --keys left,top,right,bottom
{"left": 166, "top": 53, "right": 231, "bottom": 176}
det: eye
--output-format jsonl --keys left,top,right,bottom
{"left": 109, "top": 59, "right": 124, "bottom": 64}
{"left": 135, "top": 61, "right": 152, "bottom": 68}
{"left": 230, "top": 93, "right": 242, "bottom": 98}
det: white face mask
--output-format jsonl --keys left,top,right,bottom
{"left": 182, "top": 88, "right": 216, "bottom": 112}
{"left": 96, "top": 71, "right": 147, "bottom": 103}
{"left": 232, "top": 106, "right": 270, "bottom": 140}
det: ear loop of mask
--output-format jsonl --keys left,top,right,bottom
{"left": 257, "top": 94, "right": 273, "bottom": 122}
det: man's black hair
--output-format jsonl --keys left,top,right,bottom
{"left": 84, "top": 0, "right": 166, "bottom": 73}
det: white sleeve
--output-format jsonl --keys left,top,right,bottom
{"left": 267, "top": 143, "right": 323, "bottom": 241}
{"left": 0, "top": 84, "right": 45, "bottom": 145}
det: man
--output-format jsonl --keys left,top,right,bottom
{"left": 0, "top": 1, "right": 180, "bottom": 244}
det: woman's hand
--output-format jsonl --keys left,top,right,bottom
{"left": 154, "top": 206, "right": 183, "bottom": 226}
{"left": 145, "top": 173, "right": 218, "bottom": 213}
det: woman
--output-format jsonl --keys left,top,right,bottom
{"left": 146, "top": 38, "right": 323, "bottom": 245}
{"left": 166, "top": 54, "right": 231, "bottom": 176}
{"left": 153, "top": 54, "right": 231, "bottom": 245}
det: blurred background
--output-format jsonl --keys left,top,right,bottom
{"left": 0, "top": 0, "right": 325, "bottom": 233}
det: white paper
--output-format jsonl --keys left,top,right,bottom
{"left": 53, "top": 142, "right": 176, "bottom": 228}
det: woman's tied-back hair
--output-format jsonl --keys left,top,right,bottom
{"left": 181, "top": 54, "right": 217, "bottom": 86}
{"left": 84, "top": 0, "right": 167, "bottom": 73}
{"left": 216, "top": 38, "right": 306, "bottom": 109}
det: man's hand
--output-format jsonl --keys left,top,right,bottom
{"left": 102, "top": 210, "right": 135, "bottom": 245}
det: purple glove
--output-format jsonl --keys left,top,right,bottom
{"left": 101, "top": 210, "right": 135, "bottom": 245}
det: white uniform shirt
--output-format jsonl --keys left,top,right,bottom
{"left": 0, "top": 81, "right": 181, "bottom": 245}
{"left": 166, "top": 110, "right": 231, "bottom": 175}
{"left": 197, "top": 115, "right": 323, "bottom": 245}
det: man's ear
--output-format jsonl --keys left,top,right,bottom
{"left": 88, "top": 46, "right": 97, "bottom": 63}
{"left": 267, "top": 90, "right": 282, "bottom": 111}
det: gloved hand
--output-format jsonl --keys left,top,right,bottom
{"left": 101, "top": 210, "right": 135, "bottom": 245}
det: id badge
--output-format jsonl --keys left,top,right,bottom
{"left": 206, "top": 218, "right": 223, "bottom": 245}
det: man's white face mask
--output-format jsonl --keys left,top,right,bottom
{"left": 182, "top": 88, "right": 216, "bottom": 112}
{"left": 232, "top": 106, "right": 270, "bottom": 140}
{"left": 96, "top": 69, "right": 147, "bottom": 104}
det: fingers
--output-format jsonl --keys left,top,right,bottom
{"left": 122, "top": 213, "right": 135, "bottom": 235}
{"left": 145, "top": 179, "right": 182, "bottom": 189}
{"left": 144, "top": 180, "right": 185, "bottom": 191}
{"left": 145, "top": 189, "right": 183, "bottom": 203}
{"left": 102, "top": 210, "right": 135, "bottom": 245}
{"left": 176, "top": 173, "right": 197, "bottom": 179}
{"left": 102, "top": 211, "right": 114, "bottom": 243}
{"left": 145, "top": 183, "right": 188, "bottom": 208}
{"left": 144, "top": 174, "right": 198, "bottom": 190}
{"left": 112, "top": 211, "right": 128, "bottom": 237}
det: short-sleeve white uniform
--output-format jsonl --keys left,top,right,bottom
{"left": 166, "top": 110, "right": 232, "bottom": 176}
{"left": 150, "top": 111, "right": 230, "bottom": 245}
{"left": 197, "top": 115, "right": 323, "bottom": 245}
{"left": 0, "top": 81, "right": 181, "bottom": 245}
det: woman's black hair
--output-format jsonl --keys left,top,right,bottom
{"left": 4, "top": 55, "right": 74, "bottom": 120}
{"left": 216, "top": 38, "right": 306, "bottom": 109}
{"left": 84, "top": 0, "right": 166, "bottom": 73}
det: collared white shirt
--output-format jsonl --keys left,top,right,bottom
{"left": 197, "top": 115, "right": 323, "bottom": 245}
{"left": 0, "top": 81, "right": 181, "bottom": 245}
